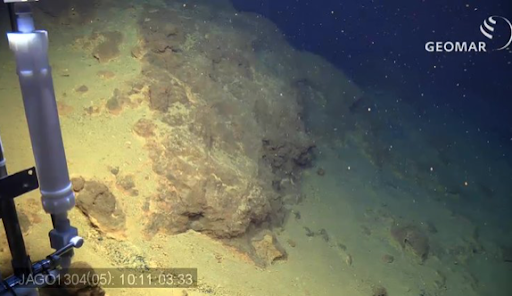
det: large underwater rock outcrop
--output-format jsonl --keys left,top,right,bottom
{"left": 133, "top": 2, "right": 319, "bottom": 241}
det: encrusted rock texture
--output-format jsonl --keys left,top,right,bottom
{"left": 73, "top": 179, "right": 126, "bottom": 238}
{"left": 132, "top": 1, "right": 330, "bottom": 241}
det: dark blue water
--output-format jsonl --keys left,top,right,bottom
{"left": 231, "top": 0, "right": 512, "bottom": 143}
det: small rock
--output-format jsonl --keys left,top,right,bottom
{"left": 116, "top": 175, "right": 135, "bottom": 191}
{"left": 97, "top": 70, "right": 116, "bottom": 80}
{"left": 71, "top": 176, "right": 85, "bottom": 192}
{"left": 106, "top": 88, "right": 130, "bottom": 114}
{"left": 345, "top": 254, "right": 353, "bottom": 266}
{"left": 131, "top": 45, "right": 144, "bottom": 59}
{"left": 133, "top": 118, "right": 157, "bottom": 138}
{"left": 106, "top": 97, "right": 120, "bottom": 111}
{"left": 372, "top": 285, "right": 388, "bottom": 296}
{"left": 84, "top": 105, "right": 100, "bottom": 115}
{"left": 110, "top": 167, "right": 119, "bottom": 175}
{"left": 293, "top": 211, "right": 301, "bottom": 220}
{"left": 251, "top": 230, "right": 287, "bottom": 267}
{"left": 92, "top": 31, "right": 123, "bottom": 63}
{"left": 318, "top": 228, "right": 330, "bottom": 242}
{"left": 316, "top": 168, "right": 325, "bottom": 176}
{"left": 381, "top": 254, "right": 394, "bottom": 263}
{"left": 304, "top": 227, "right": 315, "bottom": 237}
{"left": 75, "top": 85, "right": 88, "bottom": 93}
{"left": 287, "top": 239, "right": 297, "bottom": 248}
{"left": 76, "top": 180, "right": 126, "bottom": 234}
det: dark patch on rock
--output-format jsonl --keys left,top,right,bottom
{"left": 391, "top": 223, "right": 430, "bottom": 262}
{"left": 75, "top": 180, "right": 126, "bottom": 234}
{"left": 92, "top": 31, "right": 124, "bottom": 63}
{"left": 142, "top": 167, "right": 273, "bottom": 239}
{"left": 106, "top": 89, "right": 130, "bottom": 114}
{"left": 143, "top": 213, "right": 166, "bottom": 239}
{"left": 71, "top": 176, "right": 85, "bottom": 192}
{"left": 144, "top": 211, "right": 189, "bottom": 240}
{"left": 137, "top": 10, "right": 186, "bottom": 54}
{"left": 148, "top": 84, "right": 170, "bottom": 112}
{"left": 262, "top": 138, "right": 315, "bottom": 175}
{"left": 133, "top": 118, "right": 157, "bottom": 137}
{"left": 162, "top": 112, "right": 186, "bottom": 126}
{"left": 148, "top": 81, "right": 189, "bottom": 112}
{"left": 116, "top": 175, "right": 135, "bottom": 191}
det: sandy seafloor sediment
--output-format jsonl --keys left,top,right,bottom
{"left": 0, "top": 1, "right": 511, "bottom": 296}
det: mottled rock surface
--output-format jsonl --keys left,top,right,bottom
{"left": 134, "top": 3, "right": 316, "bottom": 242}
{"left": 75, "top": 180, "right": 126, "bottom": 235}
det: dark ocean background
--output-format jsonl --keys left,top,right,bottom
{"left": 232, "top": 0, "right": 512, "bottom": 147}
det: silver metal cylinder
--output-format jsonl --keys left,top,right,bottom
{"left": 7, "top": 31, "right": 75, "bottom": 215}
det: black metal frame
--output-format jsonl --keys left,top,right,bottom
{"left": 0, "top": 145, "right": 39, "bottom": 279}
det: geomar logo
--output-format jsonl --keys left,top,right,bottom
{"left": 425, "top": 15, "right": 512, "bottom": 53}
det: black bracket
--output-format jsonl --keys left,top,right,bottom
{"left": 0, "top": 167, "right": 39, "bottom": 203}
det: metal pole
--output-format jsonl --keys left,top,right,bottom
{"left": 0, "top": 135, "right": 32, "bottom": 277}
{"left": 7, "top": 3, "right": 18, "bottom": 32}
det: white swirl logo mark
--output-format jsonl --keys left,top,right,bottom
{"left": 480, "top": 16, "right": 512, "bottom": 51}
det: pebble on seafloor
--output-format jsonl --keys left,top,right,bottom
{"left": 345, "top": 254, "right": 353, "bottom": 266}
{"left": 316, "top": 168, "right": 325, "bottom": 176}
{"left": 381, "top": 254, "right": 394, "bottom": 263}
